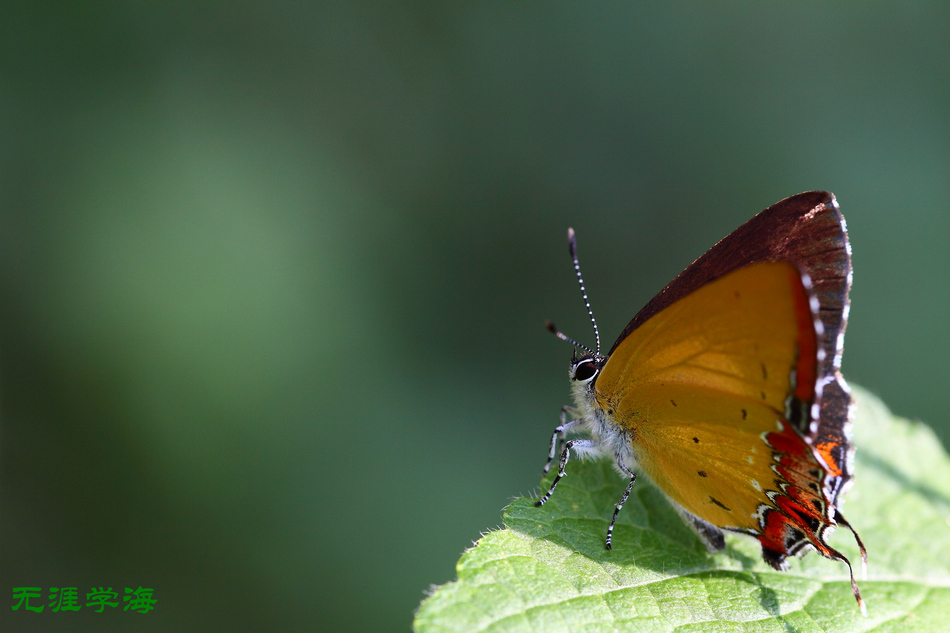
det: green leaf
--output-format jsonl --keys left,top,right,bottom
{"left": 414, "top": 386, "right": 950, "bottom": 632}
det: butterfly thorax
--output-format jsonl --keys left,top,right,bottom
{"left": 569, "top": 354, "right": 637, "bottom": 473}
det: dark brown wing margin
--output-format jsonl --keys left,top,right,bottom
{"left": 607, "top": 191, "right": 854, "bottom": 496}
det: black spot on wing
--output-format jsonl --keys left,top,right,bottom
{"left": 697, "top": 470, "right": 708, "bottom": 478}
{"left": 786, "top": 504, "right": 822, "bottom": 533}
{"left": 710, "top": 497, "right": 731, "bottom": 511}
{"left": 786, "top": 395, "right": 808, "bottom": 431}
{"left": 762, "top": 546, "right": 788, "bottom": 571}
{"left": 784, "top": 526, "right": 806, "bottom": 551}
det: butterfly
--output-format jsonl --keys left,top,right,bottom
{"left": 536, "top": 191, "right": 867, "bottom": 614}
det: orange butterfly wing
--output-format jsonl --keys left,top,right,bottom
{"left": 594, "top": 261, "right": 825, "bottom": 535}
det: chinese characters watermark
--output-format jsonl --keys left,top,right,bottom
{"left": 12, "top": 586, "right": 156, "bottom": 613}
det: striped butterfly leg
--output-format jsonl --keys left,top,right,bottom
{"left": 541, "top": 406, "right": 581, "bottom": 476}
{"left": 536, "top": 438, "right": 597, "bottom": 507}
{"left": 606, "top": 456, "right": 637, "bottom": 550}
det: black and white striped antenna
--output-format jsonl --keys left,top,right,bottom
{"left": 546, "top": 228, "right": 601, "bottom": 356}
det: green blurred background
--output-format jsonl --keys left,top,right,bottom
{"left": 1, "top": 3, "right": 947, "bottom": 632}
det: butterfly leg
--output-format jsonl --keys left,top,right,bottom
{"left": 542, "top": 406, "right": 581, "bottom": 476}
{"left": 605, "top": 458, "right": 637, "bottom": 550}
{"left": 535, "top": 438, "right": 595, "bottom": 507}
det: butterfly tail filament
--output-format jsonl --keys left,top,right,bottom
{"left": 835, "top": 510, "right": 868, "bottom": 579}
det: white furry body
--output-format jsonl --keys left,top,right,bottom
{"left": 568, "top": 369, "right": 636, "bottom": 478}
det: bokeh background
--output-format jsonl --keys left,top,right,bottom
{"left": 1, "top": 3, "right": 947, "bottom": 632}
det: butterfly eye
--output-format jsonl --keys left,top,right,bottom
{"left": 572, "top": 361, "right": 598, "bottom": 382}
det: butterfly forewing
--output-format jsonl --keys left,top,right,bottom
{"left": 607, "top": 192, "right": 853, "bottom": 495}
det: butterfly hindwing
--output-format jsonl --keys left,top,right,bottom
{"left": 594, "top": 261, "right": 835, "bottom": 552}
